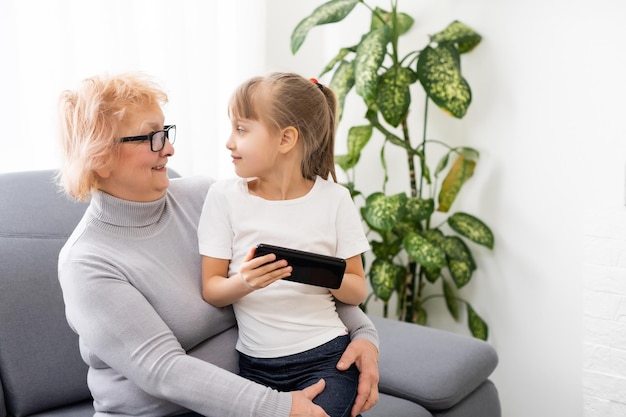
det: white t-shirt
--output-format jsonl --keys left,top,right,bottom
{"left": 198, "top": 176, "right": 370, "bottom": 358}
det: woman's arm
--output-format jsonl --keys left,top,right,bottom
{"left": 335, "top": 302, "right": 380, "bottom": 416}
{"left": 59, "top": 260, "right": 292, "bottom": 417}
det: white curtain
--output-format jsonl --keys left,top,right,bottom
{"left": 0, "top": 0, "right": 267, "bottom": 179}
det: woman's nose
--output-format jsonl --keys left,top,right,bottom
{"left": 161, "top": 138, "right": 175, "bottom": 156}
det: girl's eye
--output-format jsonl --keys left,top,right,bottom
{"left": 236, "top": 126, "right": 245, "bottom": 134}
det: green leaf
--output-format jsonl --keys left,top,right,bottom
{"left": 448, "top": 258, "right": 473, "bottom": 288}
{"left": 415, "top": 305, "right": 428, "bottom": 325}
{"left": 354, "top": 26, "right": 391, "bottom": 103}
{"left": 362, "top": 192, "right": 407, "bottom": 231}
{"left": 291, "top": 0, "right": 359, "bottom": 54}
{"left": 442, "top": 235, "right": 476, "bottom": 269}
{"left": 443, "top": 279, "right": 459, "bottom": 320}
{"left": 403, "top": 232, "right": 447, "bottom": 269}
{"left": 437, "top": 154, "right": 476, "bottom": 212}
{"left": 421, "top": 228, "right": 446, "bottom": 246}
{"left": 404, "top": 197, "right": 434, "bottom": 223}
{"left": 434, "top": 152, "right": 450, "bottom": 178}
{"left": 448, "top": 212, "right": 495, "bottom": 249}
{"left": 369, "top": 258, "right": 406, "bottom": 302}
{"left": 371, "top": 239, "right": 403, "bottom": 260}
{"left": 423, "top": 266, "right": 441, "bottom": 283}
{"left": 415, "top": 149, "right": 432, "bottom": 184}
{"left": 431, "top": 20, "right": 482, "bottom": 54}
{"left": 417, "top": 44, "right": 472, "bottom": 118}
{"left": 329, "top": 60, "right": 355, "bottom": 122}
{"left": 371, "top": 7, "right": 414, "bottom": 36}
{"left": 320, "top": 47, "right": 353, "bottom": 77}
{"left": 467, "top": 304, "right": 488, "bottom": 340}
{"left": 335, "top": 125, "right": 372, "bottom": 172}
{"left": 376, "top": 65, "right": 415, "bottom": 127}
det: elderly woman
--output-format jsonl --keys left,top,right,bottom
{"left": 56, "top": 72, "right": 379, "bottom": 417}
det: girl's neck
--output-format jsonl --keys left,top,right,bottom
{"left": 247, "top": 175, "right": 315, "bottom": 201}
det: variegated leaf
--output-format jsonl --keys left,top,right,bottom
{"left": 369, "top": 258, "right": 405, "bottom": 302}
{"left": 448, "top": 212, "right": 494, "bottom": 249}
{"left": 431, "top": 20, "right": 482, "bottom": 54}
{"left": 403, "top": 232, "right": 447, "bottom": 268}
{"left": 442, "top": 235, "right": 476, "bottom": 269}
{"left": 291, "top": 0, "right": 359, "bottom": 54}
{"left": 376, "top": 65, "right": 416, "bottom": 127}
{"left": 335, "top": 124, "right": 372, "bottom": 171}
{"left": 417, "top": 44, "right": 471, "bottom": 118}
{"left": 443, "top": 279, "right": 459, "bottom": 320}
{"left": 467, "top": 304, "right": 488, "bottom": 340}
{"left": 354, "top": 26, "right": 390, "bottom": 103}
{"left": 321, "top": 47, "right": 352, "bottom": 77}
{"left": 371, "top": 7, "right": 414, "bottom": 35}
{"left": 448, "top": 258, "right": 473, "bottom": 288}
{"left": 404, "top": 197, "right": 434, "bottom": 223}
{"left": 329, "top": 60, "right": 355, "bottom": 122}
{"left": 362, "top": 192, "right": 407, "bottom": 231}
{"left": 437, "top": 154, "right": 476, "bottom": 212}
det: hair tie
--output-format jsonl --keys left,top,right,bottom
{"left": 310, "top": 77, "right": 324, "bottom": 91}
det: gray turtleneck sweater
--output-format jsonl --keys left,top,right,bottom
{"left": 58, "top": 176, "right": 379, "bottom": 417}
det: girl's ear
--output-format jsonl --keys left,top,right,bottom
{"left": 278, "top": 126, "right": 298, "bottom": 154}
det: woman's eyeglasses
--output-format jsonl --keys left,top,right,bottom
{"left": 119, "top": 125, "right": 176, "bottom": 152}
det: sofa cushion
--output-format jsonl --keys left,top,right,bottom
{"left": 362, "top": 393, "right": 432, "bottom": 417}
{"left": 0, "top": 170, "right": 91, "bottom": 416}
{"left": 28, "top": 400, "right": 94, "bottom": 417}
{"left": 371, "top": 316, "right": 498, "bottom": 410}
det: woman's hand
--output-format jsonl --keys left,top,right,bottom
{"left": 336, "top": 339, "right": 380, "bottom": 416}
{"left": 289, "top": 379, "right": 329, "bottom": 417}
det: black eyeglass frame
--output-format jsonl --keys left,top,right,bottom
{"left": 119, "top": 125, "right": 176, "bottom": 152}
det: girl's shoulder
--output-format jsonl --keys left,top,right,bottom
{"left": 313, "top": 176, "right": 351, "bottom": 198}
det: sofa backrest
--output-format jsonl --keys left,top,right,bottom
{"left": 0, "top": 170, "right": 91, "bottom": 416}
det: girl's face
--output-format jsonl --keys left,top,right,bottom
{"left": 226, "top": 115, "right": 282, "bottom": 179}
{"left": 97, "top": 104, "right": 174, "bottom": 202}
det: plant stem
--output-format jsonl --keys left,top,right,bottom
{"left": 402, "top": 120, "right": 416, "bottom": 198}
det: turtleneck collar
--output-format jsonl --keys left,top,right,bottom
{"left": 86, "top": 190, "right": 171, "bottom": 237}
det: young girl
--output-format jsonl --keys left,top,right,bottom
{"left": 197, "top": 72, "right": 371, "bottom": 417}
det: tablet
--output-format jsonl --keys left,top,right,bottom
{"left": 254, "top": 243, "right": 346, "bottom": 289}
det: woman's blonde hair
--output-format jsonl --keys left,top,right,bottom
{"left": 57, "top": 72, "right": 168, "bottom": 201}
{"left": 229, "top": 72, "right": 338, "bottom": 182}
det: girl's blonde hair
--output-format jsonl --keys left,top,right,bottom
{"left": 229, "top": 72, "right": 338, "bottom": 182}
{"left": 57, "top": 72, "right": 168, "bottom": 201}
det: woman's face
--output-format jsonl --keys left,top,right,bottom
{"left": 97, "top": 104, "right": 174, "bottom": 202}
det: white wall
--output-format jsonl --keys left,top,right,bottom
{"left": 264, "top": 1, "right": 626, "bottom": 417}
{"left": 0, "top": 0, "right": 264, "bottom": 180}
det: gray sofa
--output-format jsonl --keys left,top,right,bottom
{"left": 0, "top": 169, "right": 501, "bottom": 417}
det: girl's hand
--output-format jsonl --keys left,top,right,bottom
{"left": 238, "top": 246, "right": 292, "bottom": 290}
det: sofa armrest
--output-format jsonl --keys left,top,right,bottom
{"left": 370, "top": 316, "right": 498, "bottom": 410}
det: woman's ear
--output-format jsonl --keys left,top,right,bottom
{"left": 95, "top": 167, "right": 111, "bottom": 179}
{"left": 278, "top": 126, "right": 299, "bottom": 154}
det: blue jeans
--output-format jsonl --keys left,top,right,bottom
{"left": 239, "top": 335, "right": 360, "bottom": 417}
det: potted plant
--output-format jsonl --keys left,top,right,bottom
{"left": 291, "top": 0, "right": 494, "bottom": 339}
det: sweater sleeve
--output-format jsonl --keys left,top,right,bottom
{"left": 59, "top": 259, "right": 292, "bottom": 417}
{"left": 336, "top": 301, "right": 380, "bottom": 350}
